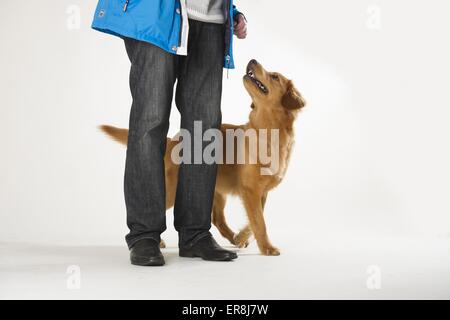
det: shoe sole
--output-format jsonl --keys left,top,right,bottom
{"left": 179, "top": 250, "right": 237, "bottom": 261}
{"left": 131, "top": 256, "right": 165, "bottom": 266}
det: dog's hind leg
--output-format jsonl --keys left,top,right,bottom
{"left": 212, "top": 192, "right": 236, "bottom": 245}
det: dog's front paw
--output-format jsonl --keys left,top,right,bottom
{"left": 260, "top": 246, "right": 280, "bottom": 256}
{"left": 159, "top": 239, "right": 166, "bottom": 249}
{"left": 233, "top": 233, "right": 250, "bottom": 248}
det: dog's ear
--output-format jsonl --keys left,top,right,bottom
{"left": 282, "top": 81, "right": 305, "bottom": 110}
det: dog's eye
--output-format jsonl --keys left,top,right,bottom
{"left": 270, "top": 74, "right": 279, "bottom": 81}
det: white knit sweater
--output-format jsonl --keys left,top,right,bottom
{"left": 186, "top": 0, "right": 226, "bottom": 24}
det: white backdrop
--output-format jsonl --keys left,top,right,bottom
{"left": 1, "top": 0, "right": 450, "bottom": 249}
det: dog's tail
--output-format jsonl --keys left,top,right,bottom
{"left": 99, "top": 125, "right": 128, "bottom": 146}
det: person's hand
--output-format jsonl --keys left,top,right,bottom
{"left": 234, "top": 14, "right": 247, "bottom": 39}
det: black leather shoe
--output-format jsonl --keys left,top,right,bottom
{"left": 179, "top": 235, "right": 238, "bottom": 261}
{"left": 130, "top": 239, "right": 165, "bottom": 266}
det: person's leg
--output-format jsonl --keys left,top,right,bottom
{"left": 124, "top": 38, "right": 177, "bottom": 249}
{"left": 173, "top": 20, "right": 224, "bottom": 247}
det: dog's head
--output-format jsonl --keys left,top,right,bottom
{"left": 243, "top": 59, "right": 306, "bottom": 113}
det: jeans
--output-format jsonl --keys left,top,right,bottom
{"left": 123, "top": 20, "right": 224, "bottom": 249}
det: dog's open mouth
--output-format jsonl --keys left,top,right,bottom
{"left": 246, "top": 68, "right": 268, "bottom": 94}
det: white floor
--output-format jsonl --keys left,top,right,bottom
{"left": 1, "top": 234, "right": 450, "bottom": 300}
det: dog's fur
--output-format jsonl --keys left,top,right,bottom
{"left": 100, "top": 60, "right": 306, "bottom": 255}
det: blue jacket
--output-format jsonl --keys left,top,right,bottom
{"left": 91, "top": 0, "right": 240, "bottom": 69}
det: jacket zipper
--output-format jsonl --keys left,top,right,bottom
{"left": 224, "top": 0, "right": 232, "bottom": 70}
{"left": 123, "top": 0, "right": 129, "bottom": 12}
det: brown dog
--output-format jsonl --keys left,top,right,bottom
{"left": 100, "top": 60, "right": 306, "bottom": 255}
